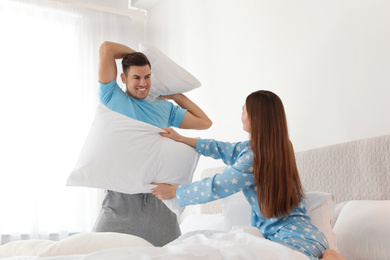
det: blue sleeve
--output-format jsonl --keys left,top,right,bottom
{"left": 176, "top": 142, "right": 254, "bottom": 207}
{"left": 195, "top": 139, "right": 250, "bottom": 165}
{"left": 98, "top": 79, "right": 122, "bottom": 105}
{"left": 169, "top": 105, "right": 187, "bottom": 128}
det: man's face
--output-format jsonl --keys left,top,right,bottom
{"left": 121, "top": 65, "right": 151, "bottom": 99}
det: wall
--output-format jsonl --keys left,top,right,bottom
{"left": 83, "top": 0, "right": 128, "bottom": 9}
{"left": 144, "top": 0, "right": 390, "bottom": 179}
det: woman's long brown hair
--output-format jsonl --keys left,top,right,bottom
{"left": 246, "top": 90, "right": 304, "bottom": 218}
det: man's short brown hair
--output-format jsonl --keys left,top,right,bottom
{"left": 121, "top": 52, "right": 151, "bottom": 76}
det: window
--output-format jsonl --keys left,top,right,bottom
{"left": 0, "top": 0, "right": 138, "bottom": 243}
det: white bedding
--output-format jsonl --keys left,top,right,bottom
{"left": 2, "top": 135, "right": 389, "bottom": 260}
{"left": 0, "top": 227, "right": 309, "bottom": 260}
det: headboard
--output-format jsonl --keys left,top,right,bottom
{"left": 200, "top": 134, "right": 390, "bottom": 213}
{"left": 295, "top": 134, "right": 390, "bottom": 203}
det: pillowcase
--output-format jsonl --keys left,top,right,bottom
{"left": 221, "top": 192, "right": 251, "bottom": 230}
{"left": 180, "top": 213, "right": 227, "bottom": 234}
{"left": 220, "top": 191, "right": 338, "bottom": 250}
{"left": 138, "top": 41, "right": 201, "bottom": 100}
{"left": 0, "top": 232, "right": 153, "bottom": 257}
{"left": 67, "top": 104, "right": 200, "bottom": 215}
{"left": 332, "top": 200, "right": 390, "bottom": 260}
{"left": 331, "top": 201, "right": 347, "bottom": 228}
{"left": 304, "top": 191, "right": 337, "bottom": 251}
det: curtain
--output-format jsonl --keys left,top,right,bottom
{"left": 0, "top": 0, "right": 140, "bottom": 244}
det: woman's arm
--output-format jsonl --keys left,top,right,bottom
{"left": 197, "top": 139, "right": 249, "bottom": 166}
{"left": 152, "top": 147, "right": 254, "bottom": 205}
{"left": 152, "top": 160, "right": 254, "bottom": 205}
{"left": 160, "top": 127, "right": 197, "bottom": 148}
{"left": 160, "top": 128, "right": 248, "bottom": 165}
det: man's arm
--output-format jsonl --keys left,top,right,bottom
{"left": 164, "top": 94, "right": 212, "bottom": 130}
{"left": 98, "top": 41, "right": 135, "bottom": 84}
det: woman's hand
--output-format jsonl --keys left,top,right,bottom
{"left": 160, "top": 127, "right": 197, "bottom": 148}
{"left": 151, "top": 183, "right": 177, "bottom": 200}
{"left": 160, "top": 127, "right": 182, "bottom": 142}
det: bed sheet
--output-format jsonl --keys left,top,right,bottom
{"left": 1, "top": 227, "right": 309, "bottom": 260}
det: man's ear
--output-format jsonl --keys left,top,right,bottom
{"left": 120, "top": 73, "right": 126, "bottom": 84}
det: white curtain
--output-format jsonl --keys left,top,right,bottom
{"left": 0, "top": 0, "right": 140, "bottom": 244}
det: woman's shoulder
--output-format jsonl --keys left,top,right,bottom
{"left": 238, "top": 141, "right": 253, "bottom": 157}
{"left": 232, "top": 143, "right": 253, "bottom": 170}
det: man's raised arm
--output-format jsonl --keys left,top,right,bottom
{"left": 98, "top": 41, "right": 135, "bottom": 84}
{"left": 164, "top": 94, "right": 212, "bottom": 130}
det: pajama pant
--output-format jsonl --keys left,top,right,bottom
{"left": 269, "top": 222, "right": 329, "bottom": 260}
{"left": 93, "top": 190, "right": 181, "bottom": 246}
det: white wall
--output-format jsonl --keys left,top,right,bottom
{"left": 144, "top": 0, "right": 390, "bottom": 178}
{"left": 77, "top": 0, "right": 129, "bottom": 10}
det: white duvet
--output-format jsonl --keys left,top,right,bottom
{"left": 2, "top": 227, "right": 309, "bottom": 260}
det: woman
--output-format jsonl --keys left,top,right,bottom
{"left": 152, "top": 90, "right": 343, "bottom": 260}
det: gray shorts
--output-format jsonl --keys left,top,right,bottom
{"left": 93, "top": 191, "right": 181, "bottom": 246}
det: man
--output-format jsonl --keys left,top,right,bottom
{"left": 92, "top": 41, "right": 212, "bottom": 246}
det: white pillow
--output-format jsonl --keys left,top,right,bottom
{"left": 220, "top": 191, "right": 337, "bottom": 250}
{"left": 331, "top": 201, "right": 347, "bottom": 228}
{"left": 305, "top": 191, "right": 338, "bottom": 251}
{"left": 221, "top": 192, "right": 251, "bottom": 230}
{"left": 0, "top": 232, "right": 153, "bottom": 257}
{"left": 333, "top": 200, "right": 390, "bottom": 260}
{"left": 67, "top": 104, "right": 200, "bottom": 215}
{"left": 138, "top": 42, "right": 201, "bottom": 100}
{"left": 180, "top": 213, "right": 228, "bottom": 234}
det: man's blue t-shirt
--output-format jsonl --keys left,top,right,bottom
{"left": 98, "top": 80, "right": 187, "bottom": 128}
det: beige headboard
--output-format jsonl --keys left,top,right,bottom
{"left": 200, "top": 135, "right": 390, "bottom": 213}
{"left": 295, "top": 134, "right": 390, "bottom": 203}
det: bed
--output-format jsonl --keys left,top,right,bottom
{"left": 1, "top": 134, "right": 389, "bottom": 260}
{"left": 181, "top": 134, "right": 390, "bottom": 260}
